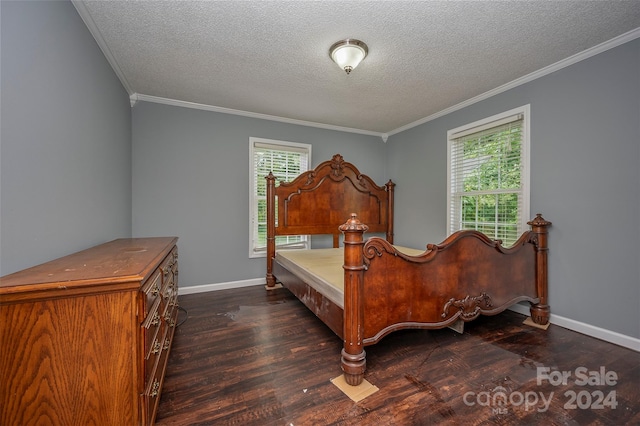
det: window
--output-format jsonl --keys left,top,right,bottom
{"left": 447, "top": 105, "right": 530, "bottom": 246}
{"left": 249, "top": 138, "right": 311, "bottom": 258}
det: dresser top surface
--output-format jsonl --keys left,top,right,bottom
{"left": 0, "top": 237, "right": 177, "bottom": 294}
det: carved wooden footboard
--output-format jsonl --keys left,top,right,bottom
{"left": 339, "top": 213, "right": 551, "bottom": 386}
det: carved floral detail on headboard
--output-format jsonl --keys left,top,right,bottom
{"left": 304, "top": 173, "right": 315, "bottom": 186}
{"left": 330, "top": 154, "right": 345, "bottom": 177}
{"left": 302, "top": 155, "right": 345, "bottom": 185}
{"left": 303, "top": 154, "right": 371, "bottom": 191}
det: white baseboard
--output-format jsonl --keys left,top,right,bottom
{"left": 179, "top": 279, "right": 639, "bottom": 352}
{"left": 508, "top": 304, "right": 640, "bottom": 352}
{"left": 178, "top": 278, "right": 265, "bottom": 295}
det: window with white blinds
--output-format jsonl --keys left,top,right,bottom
{"left": 447, "top": 105, "right": 530, "bottom": 246}
{"left": 249, "top": 138, "right": 311, "bottom": 258}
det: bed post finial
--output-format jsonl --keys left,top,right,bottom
{"left": 339, "top": 214, "right": 368, "bottom": 386}
{"left": 528, "top": 214, "right": 552, "bottom": 325}
{"left": 266, "top": 172, "right": 277, "bottom": 288}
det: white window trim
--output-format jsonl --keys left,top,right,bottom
{"left": 249, "top": 137, "right": 312, "bottom": 258}
{"left": 446, "top": 104, "right": 530, "bottom": 239}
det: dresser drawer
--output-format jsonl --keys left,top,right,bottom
{"left": 160, "top": 249, "right": 177, "bottom": 286}
{"left": 143, "top": 326, "right": 173, "bottom": 425}
{"left": 144, "top": 324, "right": 165, "bottom": 386}
{"left": 142, "top": 270, "right": 162, "bottom": 320}
{"left": 160, "top": 282, "right": 177, "bottom": 323}
{"left": 142, "top": 297, "right": 162, "bottom": 356}
{"left": 165, "top": 292, "right": 178, "bottom": 330}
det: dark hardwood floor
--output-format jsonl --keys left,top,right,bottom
{"left": 156, "top": 286, "right": 640, "bottom": 425}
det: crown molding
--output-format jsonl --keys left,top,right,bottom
{"left": 71, "top": 1, "right": 134, "bottom": 96}
{"left": 129, "top": 93, "right": 139, "bottom": 107}
{"left": 73, "top": 0, "right": 638, "bottom": 142}
{"left": 135, "top": 26, "right": 639, "bottom": 141}
{"left": 386, "top": 27, "right": 640, "bottom": 137}
{"left": 132, "top": 94, "right": 386, "bottom": 139}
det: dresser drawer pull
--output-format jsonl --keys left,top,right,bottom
{"left": 151, "top": 284, "right": 160, "bottom": 296}
{"left": 163, "top": 338, "right": 171, "bottom": 351}
{"left": 149, "top": 379, "right": 161, "bottom": 398}
{"left": 150, "top": 312, "right": 160, "bottom": 326}
{"left": 151, "top": 340, "right": 162, "bottom": 355}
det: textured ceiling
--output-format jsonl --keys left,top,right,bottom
{"left": 74, "top": 1, "right": 640, "bottom": 136}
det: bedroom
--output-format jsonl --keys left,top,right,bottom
{"left": 1, "top": 1, "right": 639, "bottom": 424}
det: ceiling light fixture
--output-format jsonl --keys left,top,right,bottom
{"left": 329, "top": 39, "right": 368, "bottom": 75}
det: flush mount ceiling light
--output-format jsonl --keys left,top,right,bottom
{"left": 329, "top": 39, "right": 368, "bottom": 75}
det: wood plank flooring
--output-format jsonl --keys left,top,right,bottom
{"left": 156, "top": 286, "right": 639, "bottom": 425}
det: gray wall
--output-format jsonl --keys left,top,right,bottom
{"left": 0, "top": 1, "right": 132, "bottom": 276}
{"left": 132, "top": 102, "right": 386, "bottom": 287}
{"left": 386, "top": 39, "right": 640, "bottom": 338}
{"left": 2, "top": 0, "right": 637, "bottom": 341}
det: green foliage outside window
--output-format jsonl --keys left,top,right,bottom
{"left": 456, "top": 124, "right": 522, "bottom": 246}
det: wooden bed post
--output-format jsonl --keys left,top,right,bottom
{"left": 385, "top": 180, "right": 395, "bottom": 244}
{"left": 339, "top": 214, "right": 368, "bottom": 386}
{"left": 265, "top": 172, "right": 277, "bottom": 288}
{"left": 528, "top": 214, "right": 552, "bottom": 325}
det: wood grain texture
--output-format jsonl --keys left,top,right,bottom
{"left": 156, "top": 286, "right": 640, "bottom": 425}
{"left": 1, "top": 292, "right": 138, "bottom": 425}
{"left": 0, "top": 238, "right": 178, "bottom": 426}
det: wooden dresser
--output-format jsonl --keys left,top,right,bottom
{"left": 0, "top": 237, "right": 178, "bottom": 426}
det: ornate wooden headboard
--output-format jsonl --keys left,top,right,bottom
{"left": 265, "top": 154, "right": 394, "bottom": 287}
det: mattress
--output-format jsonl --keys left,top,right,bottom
{"left": 275, "top": 245, "right": 424, "bottom": 309}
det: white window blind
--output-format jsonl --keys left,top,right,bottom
{"left": 448, "top": 106, "right": 530, "bottom": 246}
{"left": 249, "top": 138, "right": 311, "bottom": 257}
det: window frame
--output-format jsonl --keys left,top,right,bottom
{"left": 249, "top": 137, "right": 312, "bottom": 258}
{"left": 446, "top": 105, "right": 531, "bottom": 245}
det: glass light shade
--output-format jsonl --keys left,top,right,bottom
{"left": 329, "top": 39, "right": 368, "bottom": 74}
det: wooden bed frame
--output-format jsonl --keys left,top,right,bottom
{"left": 266, "top": 154, "right": 551, "bottom": 386}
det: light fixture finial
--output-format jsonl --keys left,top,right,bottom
{"left": 329, "top": 39, "right": 368, "bottom": 75}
